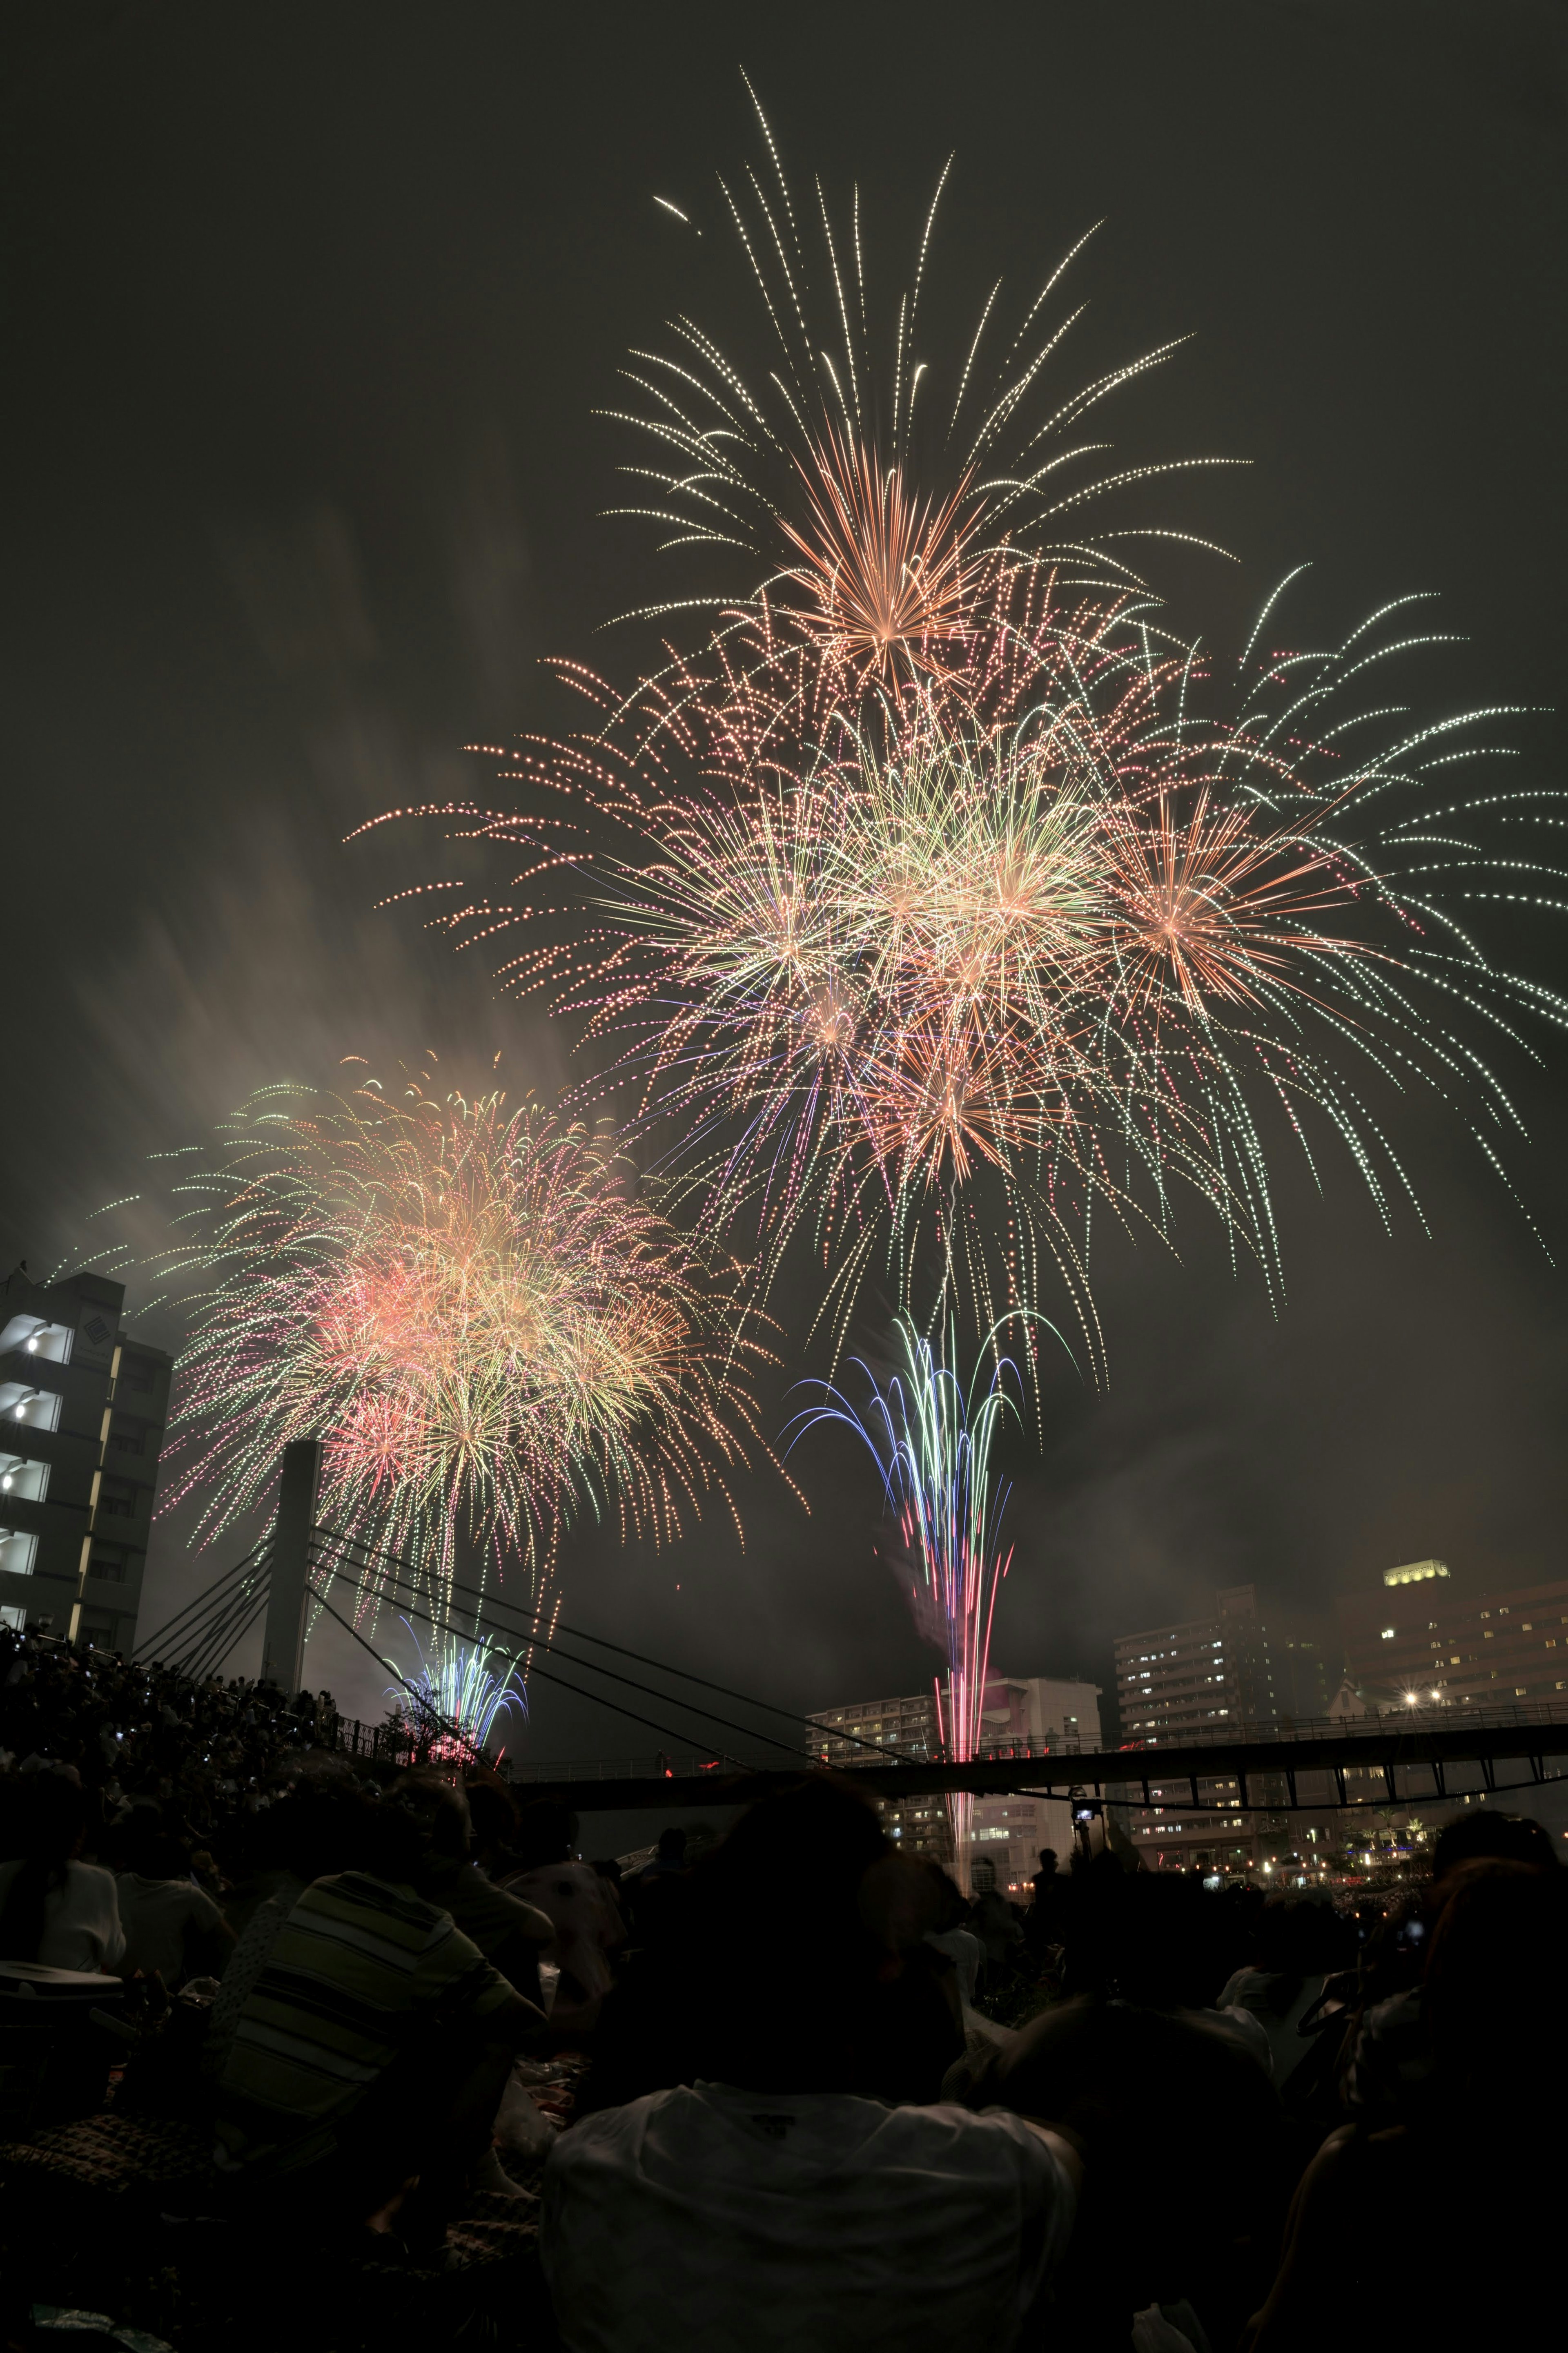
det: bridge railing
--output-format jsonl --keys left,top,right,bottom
{"left": 318, "top": 1694, "right": 1568, "bottom": 1783}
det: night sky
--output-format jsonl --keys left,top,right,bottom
{"left": 5, "top": 2, "right": 1566, "bottom": 1768}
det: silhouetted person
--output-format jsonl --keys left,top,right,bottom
{"left": 0, "top": 1773, "right": 123, "bottom": 1972}
{"left": 546, "top": 1777, "right": 1077, "bottom": 2353}
{"left": 1430, "top": 1805, "right": 1558, "bottom": 1880}
{"left": 956, "top": 1869, "right": 1288, "bottom": 2350}
{"left": 504, "top": 1800, "right": 623, "bottom": 2036}
{"left": 115, "top": 1818, "right": 233, "bottom": 1985}
{"left": 393, "top": 1769, "right": 554, "bottom": 2003}
{"left": 638, "top": 1825, "right": 688, "bottom": 1883}
{"left": 1027, "top": 1846, "right": 1069, "bottom": 1955}
{"left": 214, "top": 1791, "right": 544, "bottom": 2250}
{"left": 1343, "top": 1808, "right": 1562, "bottom": 2121}
{"left": 1248, "top": 1858, "right": 1567, "bottom": 2349}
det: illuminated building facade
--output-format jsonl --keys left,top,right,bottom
{"left": 1112, "top": 1586, "right": 1285, "bottom": 1871}
{"left": 808, "top": 1688, "right": 949, "bottom": 1860}
{"left": 1338, "top": 1559, "right": 1568, "bottom": 1708}
{"left": 0, "top": 1265, "right": 172, "bottom": 1652}
{"left": 808, "top": 1673, "right": 1103, "bottom": 1889}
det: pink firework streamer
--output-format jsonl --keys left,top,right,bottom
{"left": 791, "top": 1313, "right": 1036, "bottom": 1888}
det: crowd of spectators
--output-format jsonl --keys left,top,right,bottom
{"left": 2, "top": 1621, "right": 1564, "bottom": 2351}
{"left": 0, "top": 1624, "right": 341, "bottom": 1856}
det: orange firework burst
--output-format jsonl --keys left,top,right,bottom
{"left": 365, "top": 577, "right": 1566, "bottom": 1355}
{"left": 1105, "top": 783, "right": 1366, "bottom": 1021}
{"left": 358, "top": 98, "right": 1564, "bottom": 1354}
{"left": 775, "top": 430, "right": 982, "bottom": 683}
{"left": 604, "top": 84, "right": 1236, "bottom": 726}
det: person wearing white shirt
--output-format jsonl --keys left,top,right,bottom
{"left": 115, "top": 1825, "right": 231, "bottom": 1985}
{"left": 544, "top": 2080, "right": 1076, "bottom": 2353}
{"left": 0, "top": 1773, "right": 125, "bottom": 1973}
{"left": 541, "top": 1780, "right": 1081, "bottom": 2353}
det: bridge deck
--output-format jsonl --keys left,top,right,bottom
{"left": 501, "top": 1716, "right": 1568, "bottom": 1815}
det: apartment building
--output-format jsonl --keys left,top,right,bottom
{"left": 0, "top": 1263, "right": 172, "bottom": 1652}
{"left": 1112, "top": 1586, "right": 1282, "bottom": 1870}
{"left": 1339, "top": 1559, "right": 1568, "bottom": 1708}
{"left": 809, "top": 1671, "right": 1103, "bottom": 1889}
{"left": 969, "top": 1675, "right": 1103, "bottom": 1891}
{"left": 809, "top": 1686, "right": 950, "bottom": 1860}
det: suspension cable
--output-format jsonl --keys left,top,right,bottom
{"left": 163, "top": 1560, "right": 272, "bottom": 1681}
{"left": 309, "top": 1521, "right": 922, "bottom": 1765}
{"left": 309, "top": 1558, "right": 760, "bottom": 1761}
{"left": 178, "top": 1561, "right": 276, "bottom": 1682}
{"left": 135, "top": 1543, "right": 265, "bottom": 1657}
{"left": 309, "top": 1535, "right": 819, "bottom": 1763}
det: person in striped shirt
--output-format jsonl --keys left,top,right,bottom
{"left": 214, "top": 1791, "right": 542, "bottom": 2238}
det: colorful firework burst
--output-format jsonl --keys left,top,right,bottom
{"left": 791, "top": 1315, "right": 1033, "bottom": 1887}
{"left": 612, "top": 77, "right": 1236, "bottom": 707}
{"left": 137, "top": 1076, "right": 772, "bottom": 1621}
{"left": 366, "top": 584, "right": 1564, "bottom": 1364}
{"left": 357, "top": 92, "right": 1564, "bottom": 1367}
{"left": 384, "top": 1617, "right": 528, "bottom": 1764}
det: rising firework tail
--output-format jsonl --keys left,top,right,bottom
{"left": 789, "top": 1313, "right": 1040, "bottom": 1882}
{"left": 383, "top": 1616, "right": 528, "bottom": 1764}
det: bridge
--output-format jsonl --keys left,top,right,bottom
{"left": 134, "top": 1442, "right": 1568, "bottom": 1822}
{"left": 483, "top": 1704, "right": 1568, "bottom": 1815}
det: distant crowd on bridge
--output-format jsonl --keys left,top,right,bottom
{"left": 0, "top": 1619, "right": 1562, "bottom": 2351}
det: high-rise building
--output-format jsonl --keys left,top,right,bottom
{"left": 1114, "top": 1584, "right": 1277, "bottom": 1740}
{"left": 0, "top": 1265, "right": 172, "bottom": 1653}
{"left": 808, "top": 1671, "right": 1103, "bottom": 1889}
{"left": 1112, "top": 1586, "right": 1283, "bottom": 1870}
{"left": 809, "top": 1687, "right": 950, "bottom": 1860}
{"left": 1270, "top": 1617, "right": 1344, "bottom": 1722}
{"left": 1338, "top": 1559, "right": 1568, "bottom": 1708}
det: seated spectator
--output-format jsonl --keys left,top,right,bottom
{"left": 1218, "top": 1898, "right": 1350, "bottom": 2092}
{"left": 922, "top": 1865, "right": 982, "bottom": 2009}
{"left": 387, "top": 1767, "right": 559, "bottom": 2193}
{"left": 204, "top": 1774, "right": 372, "bottom": 2084}
{"left": 114, "top": 1816, "right": 234, "bottom": 1986}
{"left": 955, "top": 1869, "right": 1288, "bottom": 2349}
{"left": 1340, "top": 1805, "right": 1562, "bottom": 2122}
{"left": 1430, "top": 1803, "right": 1559, "bottom": 1881}
{"left": 391, "top": 1769, "right": 555, "bottom": 2003}
{"left": 543, "top": 1777, "right": 1079, "bottom": 2353}
{"left": 625, "top": 1826, "right": 687, "bottom": 1948}
{"left": 213, "top": 1791, "right": 543, "bottom": 2244}
{"left": 504, "top": 1801, "right": 625, "bottom": 2036}
{"left": 969, "top": 1881, "right": 1025, "bottom": 1988}
{"left": 0, "top": 1771, "right": 125, "bottom": 1973}
{"left": 637, "top": 1825, "right": 688, "bottom": 1884}
{"left": 1057, "top": 1867, "right": 1272, "bottom": 2073}
{"left": 464, "top": 1769, "right": 523, "bottom": 1880}
{"left": 586, "top": 1780, "right": 963, "bottom": 2119}
{"left": 1248, "top": 1858, "right": 1567, "bottom": 2349}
